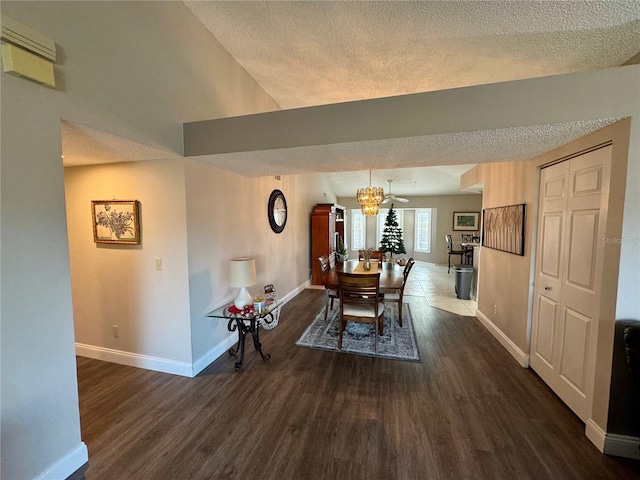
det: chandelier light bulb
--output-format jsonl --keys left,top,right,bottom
{"left": 356, "top": 171, "right": 384, "bottom": 216}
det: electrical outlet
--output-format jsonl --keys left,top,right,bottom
{"left": 155, "top": 257, "right": 162, "bottom": 271}
{"left": 112, "top": 325, "right": 119, "bottom": 338}
{"left": 493, "top": 304, "right": 498, "bottom": 315}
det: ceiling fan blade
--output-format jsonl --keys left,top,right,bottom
{"left": 381, "top": 198, "right": 390, "bottom": 204}
{"left": 397, "top": 197, "right": 409, "bottom": 203}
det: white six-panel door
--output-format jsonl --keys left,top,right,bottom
{"left": 530, "top": 145, "right": 611, "bottom": 422}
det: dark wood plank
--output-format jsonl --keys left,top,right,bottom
{"left": 73, "top": 289, "right": 640, "bottom": 480}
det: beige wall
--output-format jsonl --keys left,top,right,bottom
{"left": 338, "top": 194, "right": 483, "bottom": 264}
{"left": 474, "top": 159, "right": 537, "bottom": 350}
{"left": 474, "top": 120, "right": 632, "bottom": 444}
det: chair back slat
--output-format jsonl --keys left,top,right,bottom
{"left": 329, "top": 252, "right": 336, "bottom": 269}
{"left": 318, "top": 255, "right": 330, "bottom": 274}
{"left": 338, "top": 272, "right": 380, "bottom": 307}
{"left": 445, "top": 234, "right": 453, "bottom": 253}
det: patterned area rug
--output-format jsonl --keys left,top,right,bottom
{"left": 295, "top": 302, "right": 420, "bottom": 361}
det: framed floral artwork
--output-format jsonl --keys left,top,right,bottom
{"left": 452, "top": 211, "right": 480, "bottom": 231}
{"left": 91, "top": 200, "right": 140, "bottom": 244}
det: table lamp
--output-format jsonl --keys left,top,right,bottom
{"left": 230, "top": 257, "right": 256, "bottom": 309}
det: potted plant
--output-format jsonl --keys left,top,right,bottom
{"left": 335, "top": 238, "right": 348, "bottom": 262}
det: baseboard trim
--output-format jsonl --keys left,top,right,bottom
{"left": 192, "top": 332, "right": 238, "bottom": 376}
{"left": 585, "top": 419, "right": 607, "bottom": 452}
{"left": 77, "top": 283, "right": 307, "bottom": 377}
{"left": 604, "top": 433, "right": 640, "bottom": 459}
{"left": 34, "top": 442, "right": 88, "bottom": 480}
{"left": 75, "top": 343, "right": 193, "bottom": 377}
{"left": 475, "top": 309, "right": 530, "bottom": 367}
{"left": 281, "top": 280, "right": 309, "bottom": 303}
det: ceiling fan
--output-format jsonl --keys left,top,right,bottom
{"left": 381, "top": 179, "right": 409, "bottom": 204}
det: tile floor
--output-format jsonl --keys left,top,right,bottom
{"left": 405, "top": 261, "right": 478, "bottom": 316}
{"left": 307, "top": 260, "right": 478, "bottom": 317}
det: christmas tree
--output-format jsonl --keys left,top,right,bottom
{"left": 379, "top": 204, "right": 406, "bottom": 259}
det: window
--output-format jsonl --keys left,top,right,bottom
{"left": 350, "top": 210, "right": 365, "bottom": 250}
{"left": 414, "top": 209, "right": 432, "bottom": 253}
{"left": 377, "top": 208, "right": 404, "bottom": 246}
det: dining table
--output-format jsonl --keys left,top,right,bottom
{"left": 323, "top": 259, "right": 405, "bottom": 292}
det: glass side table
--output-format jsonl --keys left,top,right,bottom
{"left": 206, "top": 300, "right": 281, "bottom": 370}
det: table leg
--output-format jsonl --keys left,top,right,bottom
{"left": 227, "top": 318, "right": 247, "bottom": 370}
{"left": 251, "top": 323, "right": 271, "bottom": 362}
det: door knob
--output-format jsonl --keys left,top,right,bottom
{"left": 544, "top": 286, "right": 552, "bottom": 291}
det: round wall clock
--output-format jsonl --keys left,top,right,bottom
{"left": 267, "top": 189, "right": 287, "bottom": 233}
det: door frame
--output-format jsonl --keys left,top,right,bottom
{"left": 525, "top": 119, "right": 631, "bottom": 452}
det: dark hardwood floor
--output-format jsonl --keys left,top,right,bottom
{"left": 74, "top": 289, "right": 640, "bottom": 479}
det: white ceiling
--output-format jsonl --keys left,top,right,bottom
{"left": 62, "top": 1, "right": 640, "bottom": 198}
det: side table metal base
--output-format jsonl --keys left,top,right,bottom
{"left": 228, "top": 317, "right": 271, "bottom": 370}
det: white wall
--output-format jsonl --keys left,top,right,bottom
{"left": 616, "top": 117, "right": 640, "bottom": 319}
{"left": 184, "top": 161, "right": 333, "bottom": 365}
{"left": 0, "top": 2, "right": 279, "bottom": 479}
{"left": 64, "top": 158, "right": 331, "bottom": 377}
{"left": 1, "top": 104, "right": 84, "bottom": 480}
{"left": 65, "top": 160, "right": 192, "bottom": 366}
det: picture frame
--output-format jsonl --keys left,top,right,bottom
{"left": 91, "top": 200, "right": 140, "bottom": 245}
{"left": 452, "top": 211, "right": 480, "bottom": 231}
{"left": 482, "top": 203, "right": 525, "bottom": 256}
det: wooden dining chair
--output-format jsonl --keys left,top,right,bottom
{"left": 318, "top": 255, "right": 339, "bottom": 321}
{"left": 337, "top": 272, "right": 385, "bottom": 351}
{"left": 445, "top": 234, "right": 466, "bottom": 273}
{"left": 358, "top": 249, "right": 384, "bottom": 261}
{"left": 382, "top": 258, "right": 415, "bottom": 327}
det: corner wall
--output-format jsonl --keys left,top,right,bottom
{"left": 64, "top": 160, "right": 192, "bottom": 371}
{"left": 183, "top": 160, "right": 333, "bottom": 368}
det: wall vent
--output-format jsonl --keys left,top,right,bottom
{"left": 1, "top": 14, "right": 56, "bottom": 61}
{"left": 274, "top": 175, "right": 282, "bottom": 182}
{"left": 2, "top": 43, "right": 55, "bottom": 87}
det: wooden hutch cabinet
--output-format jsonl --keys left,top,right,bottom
{"left": 311, "top": 203, "right": 346, "bottom": 285}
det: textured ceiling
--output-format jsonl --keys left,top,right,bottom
{"left": 61, "top": 121, "right": 178, "bottom": 167}
{"left": 191, "top": 118, "right": 620, "bottom": 196}
{"left": 185, "top": 0, "right": 640, "bottom": 109}
{"left": 62, "top": 1, "right": 640, "bottom": 198}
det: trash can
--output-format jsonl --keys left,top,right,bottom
{"left": 454, "top": 265, "right": 474, "bottom": 300}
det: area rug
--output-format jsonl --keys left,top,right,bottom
{"left": 295, "top": 302, "right": 421, "bottom": 361}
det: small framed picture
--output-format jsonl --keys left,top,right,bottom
{"left": 453, "top": 211, "right": 480, "bottom": 231}
{"left": 91, "top": 200, "right": 140, "bottom": 244}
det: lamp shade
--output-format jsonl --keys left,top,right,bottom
{"left": 230, "top": 257, "right": 256, "bottom": 287}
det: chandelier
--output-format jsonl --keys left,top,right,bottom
{"left": 356, "top": 171, "right": 384, "bottom": 216}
